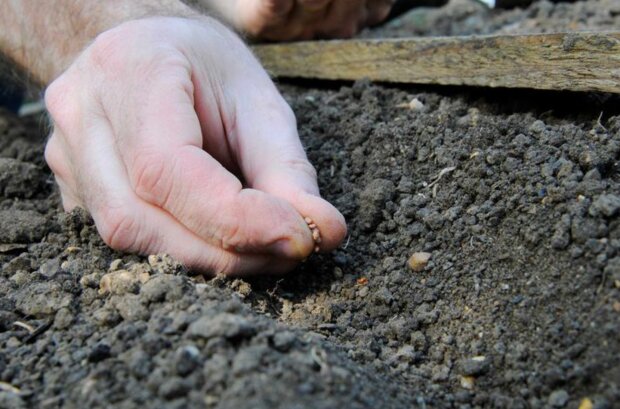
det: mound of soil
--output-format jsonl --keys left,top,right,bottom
{"left": 1, "top": 1, "right": 619, "bottom": 408}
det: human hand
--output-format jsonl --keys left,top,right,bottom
{"left": 203, "top": 0, "right": 395, "bottom": 41}
{"left": 44, "top": 16, "right": 346, "bottom": 275}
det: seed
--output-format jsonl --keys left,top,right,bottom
{"left": 312, "top": 229, "right": 321, "bottom": 241}
{"left": 460, "top": 376, "right": 475, "bottom": 390}
{"left": 408, "top": 252, "right": 432, "bottom": 272}
{"left": 305, "top": 216, "right": 322, "bottom": 253}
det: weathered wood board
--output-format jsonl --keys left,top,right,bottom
{"left": 252, "top": 32, "right": 620, "bottom": 93}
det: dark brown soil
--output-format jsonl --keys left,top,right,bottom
{"left": 1, "top": 1, "right": 619, "bottom": 408}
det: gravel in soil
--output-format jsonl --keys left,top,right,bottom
{"left": 1, "top": 1, "right": 620, "bottom": 408}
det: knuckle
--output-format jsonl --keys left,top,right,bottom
{"left": 131, "top": 151, "right": 170, "bottom": 203}
{"left": 44, "top": 76, "right": 77, "bottom": 132}
{"left": 87, "top": 23, "right": 188, "bottom": 78}
{"left": 97, "top": 204, "right": 140, "bottom": 251}
{"left": 43, "top": 136, "right": 62, "bottom": 175}
{"left": 87, "top": 26, "right": 132, "bottom": 73}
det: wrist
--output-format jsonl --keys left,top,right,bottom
{"left": 0, "top": 0, "right": 204, "bottom": 85}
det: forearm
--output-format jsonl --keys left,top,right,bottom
{"left": 0, "top": 0, "right": 198, "bottom": 85}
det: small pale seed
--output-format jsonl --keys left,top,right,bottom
{"left": 408, "top": 252, "right": 432, "bottom": 272}
{"left": 312, "top": 229, "right": 321, "bottom": 241}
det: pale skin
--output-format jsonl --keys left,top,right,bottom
{"left": 0, "top": 0, "right": 392, "bottom": 275}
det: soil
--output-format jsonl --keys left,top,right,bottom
{"left": 1, "top": 1, "right": 619, "bottom": 408}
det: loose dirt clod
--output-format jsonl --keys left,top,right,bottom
{"left": 99, "top": 269, "right": 150, "bottom": 295}
{"left": 408, "top": 252, "right": 432, "bottom": 272}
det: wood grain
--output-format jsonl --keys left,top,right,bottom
{"left": 252, "top": 32, "right": 620, "bottom": 93}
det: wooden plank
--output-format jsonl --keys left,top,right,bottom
{"left": 252, "top": 32, "right": 620, "bottom": 93}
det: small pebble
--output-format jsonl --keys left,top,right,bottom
{"left": 408, "top": 252, "right": 432, "bottom": 272}
{"left": 548, "top": 390, "right": 569, "bottom": 408}
{"left": 174, "top": 345, "right": 201, "bottom": 376}
{"left": 159, "top": 377, "right": 191, "bottom": 400}
{"left": 461, "top": 356, "right": 490, "bottom": 376}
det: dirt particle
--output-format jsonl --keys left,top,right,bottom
{"left": 0, "top": 210, "right": 49, "bottom": 243}
{"left": 187, "top": 313, "right": 255, "bottom": 340}
{"left": 109, "top": 259, "right": 123, "bottom": 271}
{"left": 79, "top": 272, "right": 102, "bottom": 289}
{"left": 174, "top": 345, "right": 201, "bottom": 376}
{"left": 460, "top": 356, "right": 490, "bottom": 376}
{"left": 139, "top": 275, "right": 190, "bottom": 304}
{"left": 111, "top": 294, "right": 150, "bottom": 322}
{"left": 88, "top": 342, "right": 111, "bottom": 363}
{"left": 147, "top": 253, "right": 185, "bottom": 275}
{"left": 272, "top": 331, "right": 296, "bottom": 352}
{"left": 158, "top": 377, "right": 191, "bottom": 400}
{"left": 0, "top": 157, "right": 45, "bottom": 198}
{"left": 16, "top": 282, "right": 73, "bottom": 316}
{"left": 358, "top": 178, "right": 395, "bottom": 232}
{"left": 53, "top": 307, "right": 74, "bottom": 330}
{"left": 589, "top": 194, "right": 620, "bottom": 218}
